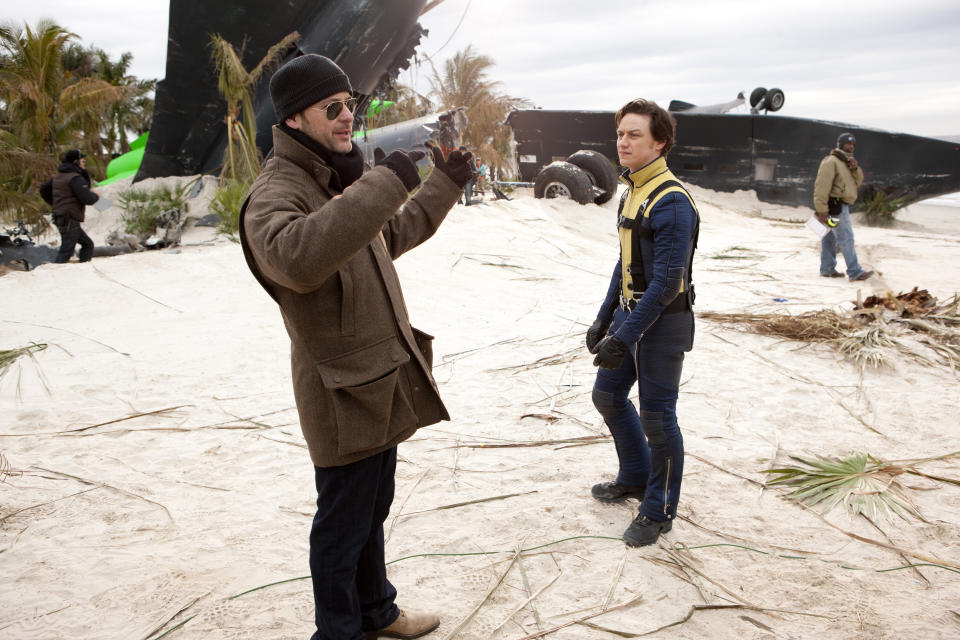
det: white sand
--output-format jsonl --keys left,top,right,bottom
{"left": 2, "top": 180, "right": 959, "bottom": 639}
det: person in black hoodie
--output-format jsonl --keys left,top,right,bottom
{"left": 40, "top": 149, "right": 100, "bottom": 263}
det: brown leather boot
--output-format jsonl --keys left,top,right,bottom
{"left": 366, "top": 609, "right": 440, "bottom": 639}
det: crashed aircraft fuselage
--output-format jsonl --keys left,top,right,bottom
{"left": 506, "top": 109, "right": 960, "bottom": 207}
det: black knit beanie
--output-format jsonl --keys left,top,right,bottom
{"left": 63, "top": 149, "right": 85, "bottom": 163}
{"left": 270, "top": 54, "right": 353, "bottom": 122}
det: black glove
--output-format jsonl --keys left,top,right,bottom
{"left": 429, "top": 144, "right": 474, "bottom": 188}
{"left": 376, "top": 148, "right": 425, "bottom": 166}
{"left": 593, "top": 335, "right": 629, "bottom": 369}
{"left": 378, "top": 149, "right": 421, "bottom": 192}
{"left": 586, "top": 319, "right": 610, "bottom": 353}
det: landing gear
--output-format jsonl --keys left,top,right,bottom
{"left": 750, "top": 87, "right": 785, "bottom": 113}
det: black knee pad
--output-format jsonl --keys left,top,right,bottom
{"left": 639, "top": 410, "right": 666, "bottom": 445}
{"left": 592, "top": 388, "right": 618, "bottom": 418}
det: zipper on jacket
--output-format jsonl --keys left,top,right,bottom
{"left": 663, "top": 456, "right": 673, "bottom": 516}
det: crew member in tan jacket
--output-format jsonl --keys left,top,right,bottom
{"left": 240, "top": 54, "right": 474, "bottom": 640}
{"left": 813, "top": 132, "right": 874, "bottom": 281}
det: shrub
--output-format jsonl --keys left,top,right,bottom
{"left": 211, "top": 178, "right": 252, "bottom": 241}
{"left": 117, "top": 180, "right": 194, "bottom": 236}
{"left": 858, "top": 189, "right": 907, "bottom": 227}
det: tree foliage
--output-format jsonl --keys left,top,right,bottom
{"left": 0, "top": 19, "right": 146, "bottom": 224}
{"left": 428, "top": 45, "right": 531, "bottom": 178}
{"left": 208, "top": 31, "right": 299, "bottom": 185}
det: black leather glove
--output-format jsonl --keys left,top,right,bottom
{"left": 429, "top": 144, "right": 474, "bottom": 188}
{"left": 379, "top": 149, "right": 421, "bottom": 192}
{"left": 593, "top": 335, "right": 629, "bottom": 369}
{"left": 586, "top": 319, "right": 610, "bottom": 353}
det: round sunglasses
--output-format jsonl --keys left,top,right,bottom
{"left": 310, "top": 97, "right": 358, "bottom": 120}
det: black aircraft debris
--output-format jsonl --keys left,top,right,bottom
{"left": 506, "top": 88, "right": 960, "bottom": 208}
{"left": 137, "top": 0, "right": 432, "bottom": 181}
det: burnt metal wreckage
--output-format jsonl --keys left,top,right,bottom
{"left": 137, "top": 0, "right": 446, "bottom": 180}
{"left": 506, "top": 88, "right": 960, "bottom": 208}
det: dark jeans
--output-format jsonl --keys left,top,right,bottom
{"left": 310, "top": 447, "right": 400, "bottom": 640}
{"left": 592, "top": 306, "right": 693, "bottom": 521}
{"left": 54, "top": 217, "right": 93, "bottom": 263}
{"left": 459, "top": 178, "right": 475, "bottom": 205}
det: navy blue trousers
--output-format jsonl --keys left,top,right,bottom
{"left": 592, "top": 306, "right": 693, "bottom": 521}
{"left": 310, "top": 447, "right": 400, "bottom": 640}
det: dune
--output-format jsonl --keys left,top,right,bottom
{"left": 1, "top": 179, "right": 958, "bottom": 639}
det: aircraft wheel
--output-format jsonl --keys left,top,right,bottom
{"left": 534, "top": 161, "right": 593, "bottom": 204}
{"left": 566, "top": 150, "right": 618, "bottom": 204}
{"left": 765, "top": 88, "right": 785, "bottom": 112}
{"left": 749, "top": 87, "right": 768, "bottom": 108}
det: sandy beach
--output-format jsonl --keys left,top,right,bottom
{"left": 2, "top": 180, "right": 959, "bottom": 639}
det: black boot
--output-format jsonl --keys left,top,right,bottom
{"left": 623, "top": 514, "right": 672, "bottom": 547}
{"left": 591, "top": 481, "right": 646, "bottom": 503}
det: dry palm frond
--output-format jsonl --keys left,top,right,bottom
{"left": 0, "top": 342, "right": 49, "bottom": 395}
{"left": 699, "top": 309, "right": 861, "bottom": 342}
{"left": 704, "top": 294, "right": 960, "bottom": 371}
{"left": 0, "top": 451, "right": 14, "bottom": 482}
{"left": 488, "top": 346, "right": 581, "bottom": 372}
{"left": 763, "top": 452, "right": 921, "bottom": 521}
{"left": 837, "top": 323, "right": 900, "bottom": 368}
{"left": 0, "top": 342, "right": 47, "bottom": 376}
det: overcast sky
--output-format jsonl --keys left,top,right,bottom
{"left": 5, "top": 0, "right": 959, "bottom": 137}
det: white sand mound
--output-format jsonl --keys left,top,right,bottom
{"left": 1, "top": 185, "right": 958, "bottom": 639}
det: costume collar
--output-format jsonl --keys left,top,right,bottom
{"left": 621, "top": 156, "right": 669, "bottom": 188}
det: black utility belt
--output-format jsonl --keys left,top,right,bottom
{"left": 620, "top": 286, "right": 694, "bottom": 315}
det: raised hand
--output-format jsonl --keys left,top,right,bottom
{"left": 428, "top": 143, "right": 474, "bottom": 188}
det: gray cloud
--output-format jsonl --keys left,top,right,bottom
{"left": 414, "top": 0, "right": 960, "bottom": 136}
{"left": 5, "top": 0, "right": 958, "bottom": 136}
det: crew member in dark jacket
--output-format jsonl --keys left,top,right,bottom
{"left": 40, "top": 149, "right": 99, "bottom": 263}
{"left": 586, "top": 99, "right": 699, "bottom": 547}
{"left": 240, "top": 54, "right": 474, "bottom": 640}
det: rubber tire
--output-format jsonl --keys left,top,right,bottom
{"left": 765, "top": 88, "right": 785, "bottom": 112}
{"left": 749, "top": 87, "right": 767, "bottom": 108}
{"left": 566, "top": 150, "right": 618, "bottom": 204}
{"left": 533, "top": 161, "right": 593, "bottom": 204}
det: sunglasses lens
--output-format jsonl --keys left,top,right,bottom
{"left": 325, "top": 102, "right": 343, "bottom": 119}
{"left": 325, "top": 98, "right": 357, "bottom": 120}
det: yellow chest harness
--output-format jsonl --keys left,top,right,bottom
{"left": 618, "top": 161, "right": 695, "bottom": 300}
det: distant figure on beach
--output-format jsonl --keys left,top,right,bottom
{"left": 239, "top": 54, "right": 473, "bottom": 640}
{"left": 586, "top": 99, "right": 699, "bottom": 547}
{"left": 457, "top": 145, "right": 475, "bottom": 205}
{"left": 813, "top": 133, "right": 874, "bottom": 281}
{"left": 39, "top": 149, "right": 99, "bottom": 263}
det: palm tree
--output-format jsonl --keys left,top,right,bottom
{"left": 428, "top": 45, "right": 531, "bottom": 178}
{"left": 96, "top": 49, "right": 155, "bottom": 155}
{"left": 0, "top": 20, "right": 125, "bottom": 224}
{"left": 208, "top": 31, "right": 299, "bottom": 185}
{"left": 0, "top": 20, "right": 126, "bottom": 157}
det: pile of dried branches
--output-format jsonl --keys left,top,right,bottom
{"left": 700, "top": 289, "right": 960, "bottom": 370}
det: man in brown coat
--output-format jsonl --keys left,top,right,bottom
{"left": 240, "top": 54, "right": 473, "bottom": 639}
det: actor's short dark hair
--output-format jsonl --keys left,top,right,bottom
{"left": 615, "top": 99, "right": 676, "bottom": 156}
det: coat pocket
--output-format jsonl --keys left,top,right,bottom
{"left": 315, "top": 336, "right": 418, "bottom": 456}
{"left": 411, "top": 327, "right": 435, "bottom": 369}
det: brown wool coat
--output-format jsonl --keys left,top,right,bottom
{"left": 240, "top": 126, "right": 462, "bottom": 467}
{"left": 813, "top": 149, "right": 864, "bottom": 214}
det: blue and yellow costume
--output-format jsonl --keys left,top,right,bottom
{"left": 592, "top": 154, "right": 699, "bottom": 525}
